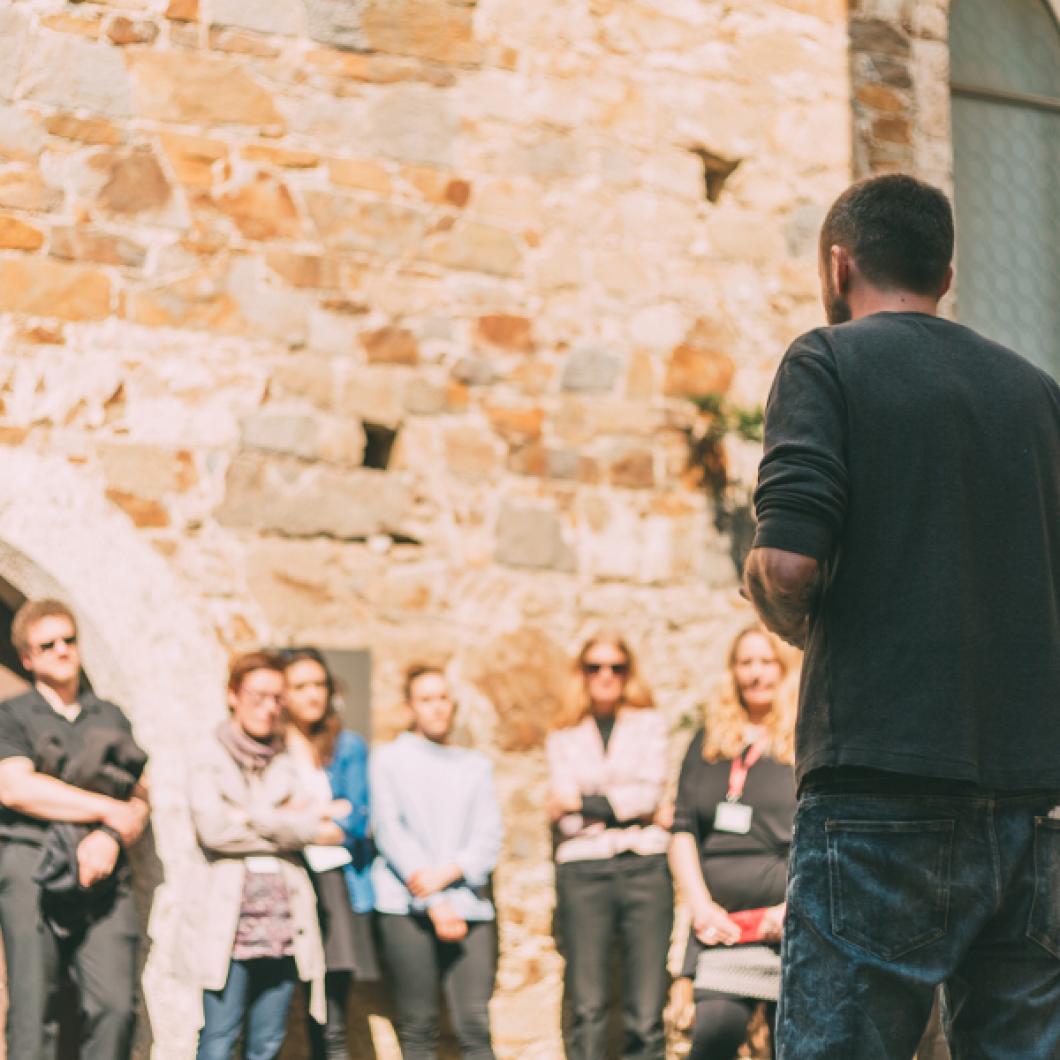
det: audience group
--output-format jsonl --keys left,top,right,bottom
{"left": 0, "top": 597, "right": 800, "bottom": 1060}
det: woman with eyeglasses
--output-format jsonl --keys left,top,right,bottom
{"left": 371, "top": 664, "right": 501, "bottom": 1059}
{"left": 281, "top": 648, "right": 378, "bottom": 1060}
{"left": 547, "top": 632, "right": 673, "bottom": 1060}
{"left": 666, "top": 625, "right": 798, "bottom": 1060}
{"left": 179, "top": 651, "right": 347, "bottom": 1060}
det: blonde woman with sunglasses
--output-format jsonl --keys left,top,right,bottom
{"left": 547, "top": 632, "right": 672, "bottom": 1060}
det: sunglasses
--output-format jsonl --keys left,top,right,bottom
{"left": 582, "top": 661, "right": 629, "bottom": 677}
{"left": 33, "top": 635, "right": 77, "bottom": 654}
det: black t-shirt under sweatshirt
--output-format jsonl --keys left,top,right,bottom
{"left": 754, "top": 312, "right": 1060, "bottom": 790}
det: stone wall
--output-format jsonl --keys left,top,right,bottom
{"left": 848, "top": 0, "right": 952, "bottom": 187}
{"left": 0, "top": 0, "right": 853, "bottom": 1055}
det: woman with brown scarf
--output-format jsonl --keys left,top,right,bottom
{"left": 177, "top": 652, "right": 348, "bottom": 1060}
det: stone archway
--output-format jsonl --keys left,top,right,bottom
{"left": 0, "top": 451, "right": 225, "bottom": 1059}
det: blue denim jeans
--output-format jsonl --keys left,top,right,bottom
{"left": 776, "top": 788, "right": 1060, "bottom": 1059}
{"left": 197, "top": 957, "right": 297, "bottom": 1060}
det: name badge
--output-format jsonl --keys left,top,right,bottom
{"left": 245, "top": 856, "right": 281, "bottom": 874}
{"left": 714, "top": 801, "right": 753, "bottom": 834}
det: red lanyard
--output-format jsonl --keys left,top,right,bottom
{"left": 727, "top": 742, "right": 764, "bottom": 802}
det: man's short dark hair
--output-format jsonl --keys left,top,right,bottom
{"left": 820, "top": 174, "right": 954, "bottom": 296}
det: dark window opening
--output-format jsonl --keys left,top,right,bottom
{"left": 362, "top": 422, "right": 399, "bottom": 471}
{"left": 689, "top": 147, "right": 742, "bottom": 203}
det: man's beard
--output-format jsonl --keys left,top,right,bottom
{"left": 823, "top": 274, "right": 851, "bottom": 325}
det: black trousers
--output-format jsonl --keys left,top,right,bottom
{"left": 556, "top": 853, "right": 673, "bottom": 1060}
{"left": 304, "top": 970, "right": 352, "bottom": 1060}
{"left": 0, "top": 840, "right": 138, "bottom": 1060}
{"left": 377, "top": 913, "right": 496, "bottom": 1060}
{"left": 690, "top": 990, "right": 775, "bottom": 1060}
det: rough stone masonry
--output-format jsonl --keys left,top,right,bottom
{"left": 0, "top": 0, "right": 867, "bottom": 1056}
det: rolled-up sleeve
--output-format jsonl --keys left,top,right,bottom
{"left": 753, "top": 332, "right": 849, "bottom": 562}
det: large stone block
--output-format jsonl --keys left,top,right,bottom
{"left": 0, "top": 106, "right": 44, "bottom": 162}
{"left": 158, "top": 131, "right": 228, "bottom": 188}
{"left": 561, "top": 347, "right": 621, "bottom": 393}
{"left": 44, "top": 113, "right": 123, "bottom": 146}
{"left": 0, "top": 258, "right": 111, "bottom": 321}
{"left": 239, "top": 408, "right": 365, "bottom": 466}
{"left": 128, "top": 52, "right": 283, "bottom": 130}
{"left": 217, "top": 173, "right": 302, "bottom": 240}
{"left": 50, "top": 226, "right": 147, "bottom": 269}
{"left": 443, "top": 423, "right": 505, "bottom": 479}
{"left": 99, "top": 443, "right": 197, "bottom": 498}
{"left": 362, "top": 325, "right": 419, "bottom": 365}
{"left": 125, "top": 269, "right": 245, "bottom": 333}
{"left": 663, "top": 319, "right": 737, "bottom": 398}
{"left": 476, "top": 314, "right": 534, "bottom": 352}
{"left": 305, "top": 192, "right": 428, "bottom": 257}
{"left": 366, "top": 85, "right": 458, "bottom": 167}
{"left": 361, "top": 0, "right": 482, "bottom": 65}
{"left": 465, "top": 627, "right": 569, "bottom": 752}
{"left": 210, "top": 0, "right": 305, "bottom": 36}
{"left": 0, "top": 167, "right": 62, "bottom": 212}
{"left": 217, "top": 451, "right": 409, "bottom": 539}
{"left": 304, "top": 0, "right": 365, "bottom": 51}
{"left": 86, "top": 146, "right": 176, "bottom": 221}
{"left": 0, "top": 215, "right": 44, "bottom": 252}
{"left": 423, "top": 220, "right": 523, "bottom": 277}
{"left": 495, "top": 502, "right": 576, "bottom": 572}
{"left": 21, "top": 32, "right": 133, "bottom": 117}
{"left": 0, "top": 9, "right": 30, "bottom": 101}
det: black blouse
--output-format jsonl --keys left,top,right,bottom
{"left": 673, "top": 728, "right": 796, "bottom": 914}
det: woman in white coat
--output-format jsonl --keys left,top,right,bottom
{"left": 180, "top": 651, "right": 347, "bottom": 1060}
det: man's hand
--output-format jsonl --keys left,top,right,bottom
{"left": 742, "top": 547, "right": 820, "bottom": 648}
{"left": 77, "top": 829, "right": 121, "bottom": 888}
{"left": 760, "top": 902, "right": 786, "bottom": 942}
{"left": 100, "top": 797, "right": 149, "bottom": 847}
{"left": 408, "top": 863, "right": 462, "bottom": 898}
{"left": 546, "top": 790, "right": 582, "bottom": 821}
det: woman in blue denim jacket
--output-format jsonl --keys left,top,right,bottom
{"left": 283, "top": 648, "right": 379, "bottom": 1060}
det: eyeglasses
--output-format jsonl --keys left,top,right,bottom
{"left": 32, "top": 635, "right": 77, "bottom": 654}
{"left": 243, "top": 691, "right": 283, "bottom": 707}
{"left": 582, "top": 661, "right": 629, "bottom": 677}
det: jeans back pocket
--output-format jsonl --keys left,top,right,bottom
{"left": 1027, "top": 817, "right": 1060, "bottom": 958}
{"left": 826, "top": 818, "right": 955, "bottom": 961}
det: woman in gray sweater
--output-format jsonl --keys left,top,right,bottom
{"left": 371, "top": 664, "right": 502, "bottom": 1059}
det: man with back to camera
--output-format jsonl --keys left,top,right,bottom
{"left": 743, "top": 174, "right": 1060, "bottom": 1058}
{"left": 0, "top": 598, "right": 150, "bottom": 1060}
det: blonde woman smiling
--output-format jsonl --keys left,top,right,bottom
{"left": 668, "top": 625, "right": 798, "bottom": 1060}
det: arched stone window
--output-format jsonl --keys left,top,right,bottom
{"left": 950, "top": 0, "right": 1060, "bottom": 376}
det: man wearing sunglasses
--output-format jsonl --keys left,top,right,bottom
{"left": 0, "top": 598, "right": 150, "bottom": 1060}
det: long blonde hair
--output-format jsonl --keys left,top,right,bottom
{"left": 701, "top": 624, "right": 799, "bottom": 764}
{"left": 552, "top": 630, "right": 654, "bottom": 730}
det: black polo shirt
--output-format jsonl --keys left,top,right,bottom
{"left": 753, "top": 312, "right": 1060, "bottom": 789}
{"left": 0, "top": 687, "right": 139, "bottom": 845}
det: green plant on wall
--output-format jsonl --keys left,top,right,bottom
{"left": 685, "top": 393, "right": 764, "bottom": 577}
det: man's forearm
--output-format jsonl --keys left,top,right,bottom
{"left": 0, "top": 770, "right": 115, "bottom": 824}
{"left": 743, "top": 547, "right": 821, "bottom": 648}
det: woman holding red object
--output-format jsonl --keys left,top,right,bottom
{"left": 667, "top": 625, "right": 799, "bottom": 1060}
